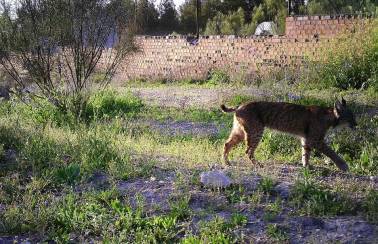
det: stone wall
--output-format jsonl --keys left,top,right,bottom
{"left": 115, "top": 15, "right": 372, "bottom": 81}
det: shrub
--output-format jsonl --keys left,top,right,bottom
{"left": 207, "top": 69, "right": 231, "bottom": 85}
{"left": 314, "top": 19, "right": 378, "bottom": 90}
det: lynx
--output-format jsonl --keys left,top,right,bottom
{"left": 221, "top": 98, "right": 357, "bottom": 171}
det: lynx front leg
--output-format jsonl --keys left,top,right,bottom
{"left": 315, "top": 142, "right": 349, "bottom": 171}
{"left": 301, "top": 138, "right": 311, "bottom": 167}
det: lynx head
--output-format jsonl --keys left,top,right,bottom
{"left": 334, "top": 97, "right": 357, "bottom": 129}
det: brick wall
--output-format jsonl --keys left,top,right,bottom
{"left": 115, "top": 16, "right": 371, "bottom": 82}
{"left": 285, "top": 15, "right": 368, "bottom": 38}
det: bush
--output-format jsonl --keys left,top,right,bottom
{"left": 207, "top": 69, "right": 231, "bottom": 85}
{"left": 315, "top": 19, "right": 378, "bottom": 90}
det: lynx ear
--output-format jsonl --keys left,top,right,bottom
{"left": 334, "top": 100, "right": 342, "bottom": 117}
{"left": 334, "top": 99, "right": 342, "bottom": 110}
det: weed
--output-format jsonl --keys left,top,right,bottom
{"left": 290, "top": 169, "right": 354, "bottom": 216}
{"left": 229, "top": 213, "right": 248, "bottom": 227}
{"left": 207, "top": 69, "right": 231, "bottom": 85}
{"left": 257, "top": 176, "right": 276, "bottom": 195}
{"left": 314, "top": 20, "right": 378, "bottom": 90}
{"left": 169, "top": 195, "right": 192, "bottom": 221}
{"left": 263, "top": 198, "right": 283, "bottom": 222}
{"left": 52, "top": 163, "right": 81, "bottom": 185}
{"left": 363, "top": 189, "right": 378, "bottom": 224}
{"left": 266, "top": 223, "right": 288, "bottom": 241}
{"left": 225, "top": 185, "right": 247, "bottom": 204}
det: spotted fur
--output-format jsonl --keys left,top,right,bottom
{"left": 221, "top": 98, "right": 357, "bottom": 171}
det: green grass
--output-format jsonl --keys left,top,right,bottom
{"left": 290, "top": 169, "right": 356, "bottom": 216}
{"left": 0, "top": 87, "right": 377, "bottom": 242}
{"left": 266, "top": 223, "right": 288, "bottom": 241}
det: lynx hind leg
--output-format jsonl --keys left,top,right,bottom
{"left": 301, "top": 138, "right": 311, "bottom": 167}
{"left": 223, "top": 117, "right": 244, "bottom": 165}
{"left": 243, "top": 122, "right": 264, "bottom": 166}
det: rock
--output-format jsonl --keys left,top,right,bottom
{"left": 274, "top": 181, "right": 292, "bottom": 199}
{"left": 200, "top": 170, "right": 232, "bottom": 188}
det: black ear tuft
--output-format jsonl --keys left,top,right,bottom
{"left": 341, "top": 97, "right": 346, "bottom": 106}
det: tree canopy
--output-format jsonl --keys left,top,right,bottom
{"left": 117, "top": 0, "right": 377, "bottom": 35}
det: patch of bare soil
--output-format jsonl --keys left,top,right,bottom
{"left": 144, "top": 119, "right": 223, "bottom": 137}
{"left": 106, "top": 163, "right": 378, "bottom": 243}
{"left": 130, "top": 87, "right": 271, "bottom": 109}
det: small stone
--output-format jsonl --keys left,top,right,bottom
{"left": 200, "top": 170, "right": 232, "bottom": 188}
{"left": 275, "top": 182, "right": 292, "bottom": 199}
{"left": 150, "top": 176, "right": 156, "bottom": 181}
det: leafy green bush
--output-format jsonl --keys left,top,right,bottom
{"left": 204, "top": 8, "right": 255, "bottom": 36}
{"left": 315, "top": 19, "right": 378, "bottom": 90}
{"left": 207, "top": 69, "right": 231, "bottom": 85}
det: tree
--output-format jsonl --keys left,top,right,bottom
{"left": 179, "top": 0, "right": 197, "bottom": 34}
{"left": 204, "top": 8, "right": 255, "bottom": 36}
{"left": 306, "top": 0, "right": 377, "bottom": 15}
{"left": 158, "top": 0, "right": 179, "bottom": 34}
{"left": 250, "top": 0, "right": 287, "bottom": 34}
{"left": 179, "top": 0, "right": 265, "bottom": 34}
{"left": 0, "top": 0, "right": 134, "bottom": 117}
{"left": 135, "top": 0, "right": 159, "bottom": 34}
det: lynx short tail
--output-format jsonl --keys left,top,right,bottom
{"left": 220, "top": 104, "right": 238, "bottom": 113}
